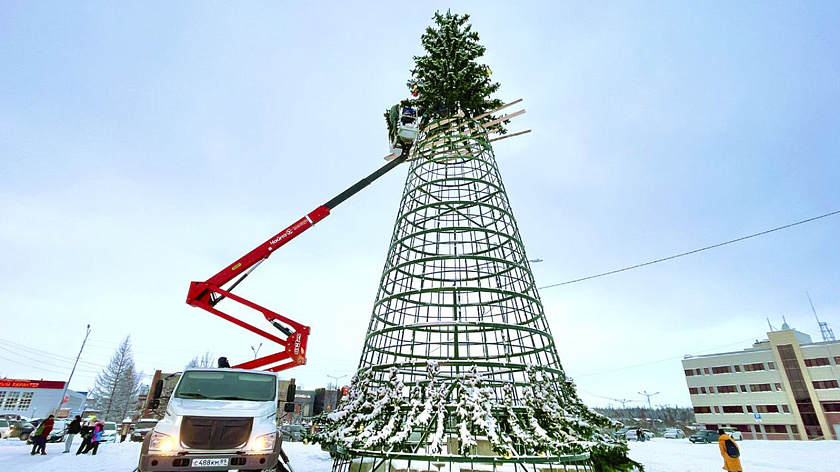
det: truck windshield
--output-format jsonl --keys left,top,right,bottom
{"left": 174, "top": 371, "right": 276, "bottom": 402}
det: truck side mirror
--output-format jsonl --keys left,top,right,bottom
{"left": 283, "top": 403, "right": 294, "bottom": 413}
{"left": 285, "top": 381, "right": 296, "bottom": 403}
{"left": 153, "top": 380, "right": 163, "bottom": 399}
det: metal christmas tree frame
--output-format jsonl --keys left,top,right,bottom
{"left": 316, "top": 108, "right": 623, "bottom": 472}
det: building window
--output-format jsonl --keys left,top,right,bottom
{"left": 804, "top": 358, "right": 830, "bottom": 367}
{"left": 704, "top": 368, "right": 710, "bottom": 375}
{"left": 743, "top": 363, "right": 766, "bottom": 372}
{"left": 700, "top": 387, "right": 707, "bottom": 394}
{"left": 694, "top": 406, "right": 712, "bottom": 414}
{"left": 746, "top": 405, "right": 753, "bottom": 413}
{"left": 684, "top": 369, "right": 695, "bottom": 377}
{"left": 767, "top": 425, "right": 788, "bottom": 434}
{"left": 740, "top": 385, "right": 748, "bottom": 392}
{"left": 775, "top": 383, "right": 784, "bottom": 391}
{"left": 734, "top": 365, "right": 741, "bottom": 372}
{"left": 834, "top": 357, "right": 840, "bottom": 365}
{"left": 812, "top": 380, "right": 840, "bottom": 390}
{"left": 781, "top": 404, "right": 790, "bottom": 413}
{"left": 17, "top": 392, "right": 33, "bottom": 411}
{"left": 2, "top": 392, "right": 20, "bottom": 411}
{"left": 714, "top": 406, "right": 721, "bottom": 413}
{"left": 722, "top": 405, "right": 743, "bottom": 413}
{"left": 712, "top": 366, "right": 732, "bottom": 374}
{"left": 717, "top": 385, "right": 738, "bottom": 393}
{"left": 0, "top": 391, "right": 5, "bottom": 405}
{"left": 696, "top": 368, "right": 701, "bottom": 375}
{"left": 749, "top": 383, "right": 772, "bottom": 392}
{"left": 768, "top": 362, "right": 776, "bottom": 370}
{"left": 822, "top": 402, "right": 840, "bottom": 412}
{"left": 756, "top": 405, "right": 780, "bottom": 413}
{"left": 709, "top": 386, "right": 716, "bottom": 393}
{"left": 689, "top": 387, "right": 699, "bottom": 395}
{"left": 791, "top": 425, "right": 799, "bottom": 435}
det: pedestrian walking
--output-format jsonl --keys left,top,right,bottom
{"left": 718, "top": 428, "right": 742, "bottom": 471}
{"left": 64, "top": 415, "right": 82, "bottom": 453}
{"left": 84, "top": 419, "right": 104, "bottom": 455}
{"left": 76, "top": 420, "right": 95, "bottom": 455}
{"left": 30, "top": 415, "right": 54, "bottom": 455}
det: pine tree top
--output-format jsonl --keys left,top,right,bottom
{"left": 404, "top": 11, "right": 504, "bottom": 132}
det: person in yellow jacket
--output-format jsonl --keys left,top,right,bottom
{"left": 717, "top": 428, "right": 742, "bottom": 471}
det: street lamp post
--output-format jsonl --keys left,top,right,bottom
{"left": 326, "top": 374, "right": 347, "bottom": 411}
{"left": 251, "top": 343, "right": 263, "bottom": 359}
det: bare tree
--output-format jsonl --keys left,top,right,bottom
{"left": 91, "top": 336, "right": 142, "bottom": 422}
{"left": 186, "top": 351, "right": 215, "bottom": 369}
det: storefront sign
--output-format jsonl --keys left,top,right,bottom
{"left": 0, "top": 379, "right": 65, "bottom": 389}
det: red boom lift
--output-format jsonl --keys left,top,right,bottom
{"left": 186, "top": 111, "right": 418, "bottom": 372}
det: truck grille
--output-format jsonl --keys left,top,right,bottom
{"left": 180, "top": 416, "right": 253, "bottom": 450}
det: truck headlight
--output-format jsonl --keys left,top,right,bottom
{"left": 250, "top": 433, "right": 276, "bottom": 452}
{"left": 149, "top": 431, "right": 175, "bottom": 452}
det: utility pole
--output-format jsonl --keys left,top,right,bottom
{"left": 56, "top": 324, "right": 91, "bottom": 416}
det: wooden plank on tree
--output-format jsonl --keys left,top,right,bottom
{"left": 488, "top": 129, "right": 532, "bottom": 143}
{"left": 474, "top": 98, "right": 523, "bottom": 121}
{"left": 481, "top": 109, "right": 525, "bottom": 130}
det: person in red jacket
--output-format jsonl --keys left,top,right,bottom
{"left": 29, "top": 415, "right": 55, "bottom": 455}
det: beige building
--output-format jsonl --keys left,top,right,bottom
{"left": 682, "top": 324, "right": 840, "bottom": 440}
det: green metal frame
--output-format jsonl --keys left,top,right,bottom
{"left": 334, "top": 118, "right": 591, "bottom": 471}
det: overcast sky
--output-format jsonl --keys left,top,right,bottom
{"left": 2, "top": 1, "right": 838, "bottom": 408}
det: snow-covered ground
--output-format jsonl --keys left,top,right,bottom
{"left": 1, "top": 436, "right": 837, "bottom": 471}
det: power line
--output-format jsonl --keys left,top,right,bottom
{"left": 0, "top": 338, "right": 107, "bottom": 369}
{"left": 0, "top": 345, "right": 101, "bottom": 375}
{"left": 539, "top": 209, "right": 840, "bottom": 290}
{"left": 573, "top": 336, "right": 758, "bottom": 378}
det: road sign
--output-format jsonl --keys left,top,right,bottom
{"left": 754, "top": 413, "right": 762, "bottom": 422}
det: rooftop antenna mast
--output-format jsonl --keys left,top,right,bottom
{"left": 807, "top": 291, "right": 835, "bottom": 342}
{"left": 766, "top": 318, "right": 777, "bottom": 331}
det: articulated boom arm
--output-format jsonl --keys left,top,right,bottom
{"left": 186, "top": 153, "right": 409, "bottom": 372}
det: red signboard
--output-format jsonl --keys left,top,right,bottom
{"left": 0, "top": 379, "right": 65, "bottom": 389}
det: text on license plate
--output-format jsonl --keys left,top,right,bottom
{"left": 191, "top": 458, "right": 230, "bottom": 467}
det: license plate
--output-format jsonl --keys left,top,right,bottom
{"left": 191, "top": 458, "right": 230, "bottom": 467}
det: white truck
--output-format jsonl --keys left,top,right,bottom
{"left": 138, "top": 368, "right": 290, "bottom": 472}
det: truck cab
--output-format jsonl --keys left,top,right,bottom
{"left": 138, "top": 368, "right": 283, "bottom": 472}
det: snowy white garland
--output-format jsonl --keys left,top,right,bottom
{"left": 313, "top": 362, "right": 624, "bottom": 459}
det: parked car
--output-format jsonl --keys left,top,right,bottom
{"left": 131, "top": 418, "right": 159, "bottom": 442}
{"left": 13, "top": 421, "right": 36, "bottom": 441}
{"left": 625, "top": 429, "right": 654, "bottom": 441}
{"left": 46, "top": 419, "right": 69, "bottom": 443}
{"left": 663, "top": 428, "right": 685, "bottom": 439}
{"left": 102, "top": 421, "right": 118, "bottom": 443}
{"left": 721, "top": 427, "right": 742, "bottom": 441}
{"left": 612, "top": 426, "right": 632, "bottom": 439}
{"left": 280, "top": 424, "right": 305, "bottom": 442}
{"left": 0, "top": 419, "right": 11, "bottom": 439}
{"left": 689, "top": 429, "right": 720, "bottom": 443}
